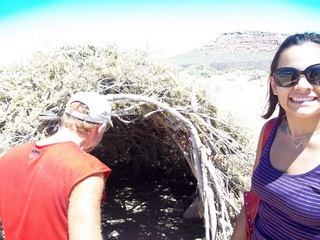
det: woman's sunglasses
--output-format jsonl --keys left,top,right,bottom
{"left": 273, "top": 63, "right": 320, "bottom": 87}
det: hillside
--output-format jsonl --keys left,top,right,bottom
{"left": 172, "top": 31, "right": 289, "bottom": 70}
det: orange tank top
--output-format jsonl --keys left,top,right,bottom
{"left": 0, "top": 141, "right": 111, "bottom": 240}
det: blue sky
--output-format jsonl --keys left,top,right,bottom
{"left": 0, "top": 0, "right": 320, "bottom": 66}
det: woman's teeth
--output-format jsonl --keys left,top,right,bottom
{"left": 291, "top": 97, "right": 315, "bottom": 102}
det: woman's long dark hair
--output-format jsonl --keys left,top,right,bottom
{"left": 262, "top": 32, "right": 320, "bottom": 122}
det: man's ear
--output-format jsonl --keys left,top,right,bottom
{"left": 97, "top": 123, "right": 107, "bottom": 134}
{"left": 270, "top": 76, "right": 278, "bottom": 95}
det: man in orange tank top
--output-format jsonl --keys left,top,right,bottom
{"left": 0, "top": 92, "right": 113, "bottom": 240}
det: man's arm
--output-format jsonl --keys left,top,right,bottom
{"left": 68, "top": 174, "right": 105, "bottom": 240}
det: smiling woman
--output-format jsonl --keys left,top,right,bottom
{"left": 232, "top": 32, "right": 320, "bottom": 240}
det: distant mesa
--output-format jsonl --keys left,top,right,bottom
{"left": 171, "top": 31, "right": 289, "bottom": 70}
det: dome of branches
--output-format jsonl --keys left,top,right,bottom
{"left": 0, "top": 44, "right": 256, "bottom": 239}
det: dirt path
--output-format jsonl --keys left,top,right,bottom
{"left": 101, "top": 168, "right": 205, "bottom": 240}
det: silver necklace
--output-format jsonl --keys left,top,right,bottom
{"left": 286, "top": 126, "right": 320, "bottom": 149}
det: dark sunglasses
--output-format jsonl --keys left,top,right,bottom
{"left": 273, "top": 63, "right": 320, "bottom": 87}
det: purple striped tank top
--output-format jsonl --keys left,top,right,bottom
{"left": 252, "top": 121, "right": 320, "bottom": 239}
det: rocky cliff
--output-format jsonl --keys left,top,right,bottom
{"left": 172, "top": 31, "right": 289, "bottom": 70}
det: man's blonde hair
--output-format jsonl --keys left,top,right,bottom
{"left": 61, "top": 101, "right": 97, "bottom": 135}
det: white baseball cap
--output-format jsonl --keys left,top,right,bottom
{"left": 65, "top": 92, "right": 113, "bottom": 127}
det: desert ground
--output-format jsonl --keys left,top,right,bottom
{"left": 210, "top": 71, "right": 270, "bottom": 144}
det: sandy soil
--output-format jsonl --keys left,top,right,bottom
{"left": 209, "top": 72, "right": 270, "bottom": 149}
{"left": 101, "top": 167, "right": 205, "bottom": 240}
